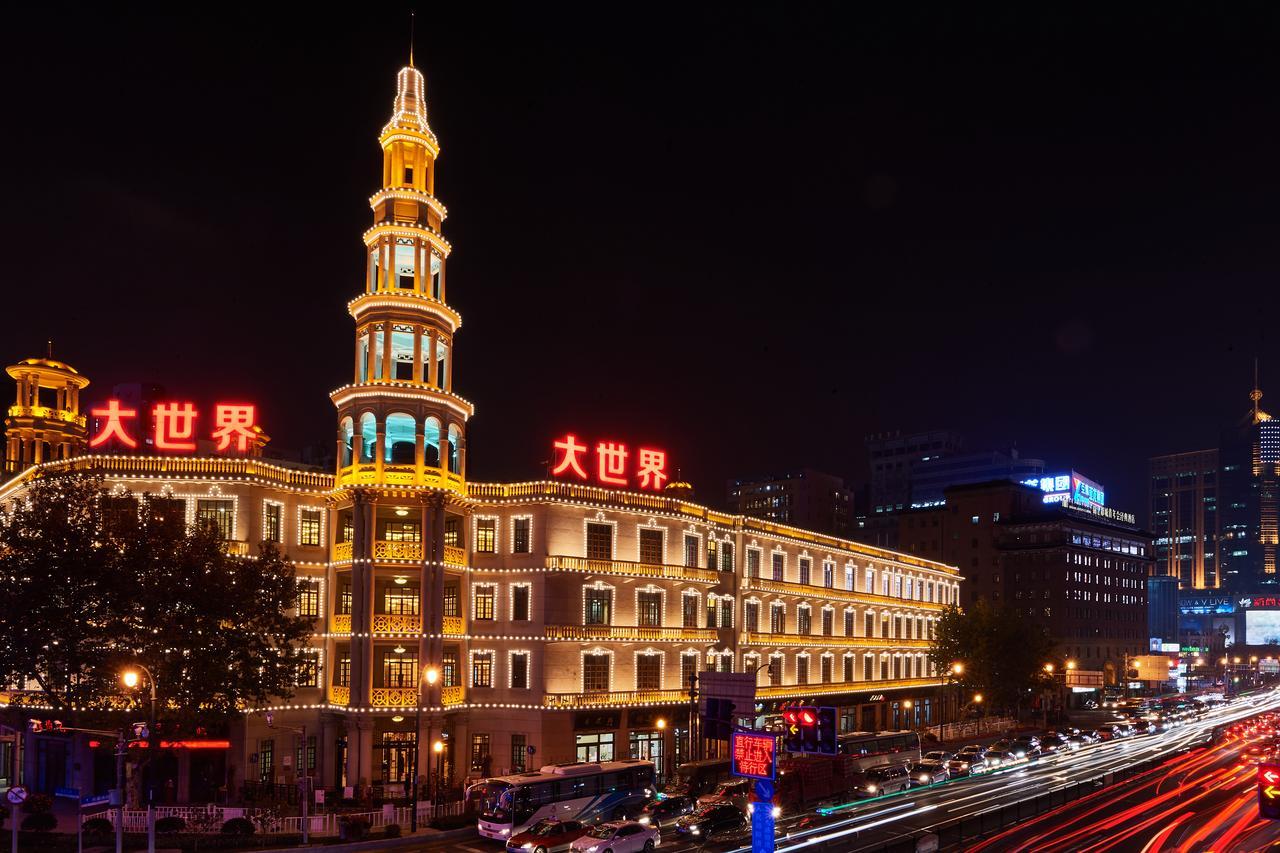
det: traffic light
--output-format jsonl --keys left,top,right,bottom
{"left": 28, "top": 719, "right": 65, "bottom": 733}
{"left": 816, "top": 706, "right": 838, "bottom": 755}
{"left": 799, "top": 707, "right": 820, "bottom": 752}
{"left": 1260, "top": 764, "right": 1280, "bottom": 819}
{"left": 782, "top": 707, "right": 803, "bottom": 752}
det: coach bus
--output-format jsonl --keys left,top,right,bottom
{"left": 836, "top": 730, "right": 923, "bottom": 770}
{"left": 472, "top": 759, "right": 656, "bottom": 840}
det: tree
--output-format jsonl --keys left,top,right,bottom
{"left": 930, "top": 599, "right": 1056, "bottom": 714}
{"left": 0, "top": 474, "right": 314, "bottom": 722}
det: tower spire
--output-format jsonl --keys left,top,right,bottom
{"left": 409, "top": 10, "right": 415, "bottom": 68}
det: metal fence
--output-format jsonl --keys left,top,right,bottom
{"left": 87, "top": 800, "right": 467, "bottom": 835}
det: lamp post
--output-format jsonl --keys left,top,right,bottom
{"left": 1042, "top": 663, "right": 1055, "bottom": 729}
{"left": 937, "top": 662, "right": 963, "bottom": 739}
{"left": 121, "top": 665, "right": 158, "bottom": 853}
{"left": 655, "top": 718, "right": 667, "bottom": 785}
{"left": 432, "top": 740, "right": 444, "bottom": 806}
{"left": 411, "top": 666, "right": 439, "bottom": 833}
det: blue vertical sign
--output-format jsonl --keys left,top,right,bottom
{"left": 753, "top": 779, "right": 775, "bottom": 853}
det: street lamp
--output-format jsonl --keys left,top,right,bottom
{"left": 411, "top": 665, "right": 440, "bottom": 833}
{"left": 121, "top": 665, "right": 158, "bottom": 853}
{"left": 937, "top": 662, "right": 964, "bottom": 738}
{"left": 432, "top": 740, "right": 444, "bottom": 806}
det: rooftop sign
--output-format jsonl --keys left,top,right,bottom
{"left": 89, "top": 401, "right": 260, "bottom": 454}
{"left": 551, "top": 434, "right": 668, "bottom": 491}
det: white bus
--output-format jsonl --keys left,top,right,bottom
{"left": 837, "top": 730, "right": 923, "bottom": 771}
{"left": 471, "top": 759, "right": 657, "bottom": 841}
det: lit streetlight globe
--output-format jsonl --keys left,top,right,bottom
{"left": 122, "top": 671, "right": 139, "bottom": 689}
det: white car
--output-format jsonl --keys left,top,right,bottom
{"left": 568, "top": 820, "right": 661, "bottom": 853}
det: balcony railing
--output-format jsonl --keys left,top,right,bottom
{"left": 545, "top": 555, "right": 719, "bottom": 584}
{"left": 328, "top": 685, "right": 350, "bottom": 705}
{"left": 545, "top": 625, "right": 718, "bottom": 642}
{"left": 742, "top": 576, "right": 947, "bottom": 611}
{"left": 441, "top": 684, "right": 465, "bottom": 706}
{"left": 333, "top": 541, "right": 353, "bottom": 561}
{"left": 371, "top": 687, "right": 418, "bottom": 707}
{"left": 372, "top": 613, "right": 420, "bottom": 633}
{"left": 740, "top": 632, "right": 932, "bottom": 650}
{"left": 443, "top": 545, "right": 467, "bottom": 566}
{"left": 544, "top": 688, "right": 687, "bottom": 709}
{"left": 755, "top": 676, "right": 936, "bottom": 700}
{"left": 224, "top": 541, "right": 251, "bottom": 556}
{"left": 442, "top": 615, "right": 465, "bottom": 636}
{"left": 332, "top": 614, "right": 352, "bottom": 633}
{"left": 7, "top": 406, "right": 86, "bottom": 427}
{"left": 336, "top": 463, "right": 465, "bottom": 494}
{"left": 374, "top": 540, "right": 422, "bottom": 560}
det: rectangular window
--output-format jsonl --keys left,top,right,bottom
{"left": 442, "top": 649, "right": 458, "bottom": 687}
{"left": 637, "top": 590, "right": 662, "bottom": 627}
{"left": 335, "top": 655, "right": 351, "bottom": 687}
{"left": 263, "top": 502, "right": 282, "bottom": 543}
{"left": 338, "top": 581, "right": 352, "bottom": 615}
{"left": 772, "top": 553, "right": 784, "bottom": 581}
{"left": 444, "top": 517, "right": 460, "bottom": 547}
{"left": 513, "top": 517, "right": 531, "bottom": 554}
{"left": 682, "top": 594, "right": 698, "bottom": 628}
{"left": 823, "top": 562, "right": 834, "bottom": 588}
{"left": 822, "top": 609, "right": 834, "bottom": 636}
{"left": 382, "top": 520, "right": 420, "bottom": 542}
{"left": 843, "top": 609, "right": 854, "bottom": 636}
{"left": 720, "top": 542, "right": 734, "bottom": 572}
{"left": 769, "top": 656, "right": 782, "bottom": 685}
{"left": 382, "top": 652, "right": 418, "bottom": 687}
{"left": 510, "top": 652, "right": 529, "bottom": 689}
{"left": 299, "top": 508, "right": 322, "bottom": 546}
{"left": 583, "top": 654, "right": 610, "bottom": 693}
{"left": 471, "top": 652, "right": 493, "bottom": 688}
{"left": 511, "top": 734, "right": 527, "bottom": 773}
{"left": 476, "top": 519, "right": 497, "bottom": 553}
{"left": 770, "top": 604, "right": 786, "bottom": 634}
{"left": 796, "top": 656, "right": 809, "bottom": 685}
{"left": 636, "top": 654, "right": 661, "bottom": 691}
{"left": 684, "top": 534, "right": 699, "bottom": 568}
{"left": 821, "top": 656, "right": 833, "bottom": 683}
{"left": 297, "top": 580, "right": 320, "bottom": 618}
{"left": 746, "top": 549, "right": 761, "bottom": 578}
{"left": 707, "top": 539, "right": 718, "bottom": 571}
{"left": 383, "top": 584, "right": 419, "bottom": 615}
{"left": 745, "top": 600, "right": 759, "bottom": 632}
{"left": 585, "top": 587, "right": 612, "bottom": 625}
{"left": 511, "top": 584, "right": 530, "bottom": 621}
{"left": 799, "top": 558, "right": 811, "bottom": 585}
{"left": 297, "top": 651, "right": 321, "bottom": 688}
{"left": 470, "top": 734, "right": 490, "bottom": 773}
{"left": 681, "top": 654, "right": 698, "bottom": 690}
{"left": 443, "top": 582, "right": 459, "bottom": 618}
{"left": 259, "top": 738, "right": 274, "bottom": 783}
{"left": 843, "top": 655, "right": 854, "bottom": 681}
{"left": 196, "top": 499, "right": 234, "bottom": 540}
{"left": 474, "top": 585, "right": 496, "bottom": 621}
{"left": 798, "top": 608, "right": 811, "bottom": 635}
{"left": 586, "top": 523, "right": 613, "bottom": 561}
{"left": 639, "top": 528, "right": 664, "bottom": 565}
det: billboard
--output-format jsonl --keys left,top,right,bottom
{"left": 1022, "top": 470, "right": 1105, "bottom": 509}
{"left": 1247, "top": 611, "right": 1280, "bottom": 646}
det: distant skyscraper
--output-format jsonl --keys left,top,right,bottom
{"left": 726, "top": 468, "right": 851, "bottom": 535}
{"left": 910, "top": 448, "right": 1045, "bottom": 507}
{"left": 1219, "top": 371, "right": 1280, "bottom": 588}
{"left": 865, "top": 429, "right": 963, "bottom": 513}
{"left": 1148, "top": 449, "right": 1220, "bottom": 589}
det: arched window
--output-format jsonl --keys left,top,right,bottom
{"left": 359, "top": 412, "right": 377, "bottom": 464}
{"left": 339, "top": 417, "right": 354, "bottom": 467}
{"left": 385, "top": 413, "right": 415, "bottom": 464}
{"left": 447, "top": 424, "right": 461, "bottom": 474}
{"left": 436, "top": 339, "right": 449, "bottom": 388}
{"left": 424, "top": 417, "right": 442, "bottom": 468}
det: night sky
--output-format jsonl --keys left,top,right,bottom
{"left": 6, "top": 6, "right": 1280, "bottom": 518}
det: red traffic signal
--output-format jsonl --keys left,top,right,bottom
{"left": 783, "top": 709, "right": 798, "bottom": 725}
{"left": 800, "top": 709, "right": 817, "bottom": 726}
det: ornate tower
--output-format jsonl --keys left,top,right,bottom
{"left": 4, "top": 351, "right": 91, "bottom": 474}
{"left": 327, "top": 62, "right": 472, "bottom": 789}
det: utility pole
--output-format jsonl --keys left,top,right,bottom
{"left": 114, "top": 729, "right": 125, "bottom": 853}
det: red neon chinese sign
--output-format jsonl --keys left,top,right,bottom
{"left": 551, "top": 434, "right": 668, "bottom": 491}
{"left": 731, "top": 731, "right": 776, "bottom": 780}
{"left": 89, "top": 401, "right": 260, "bottom": 455}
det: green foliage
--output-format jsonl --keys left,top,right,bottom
{"left": 24, "top": 794, "right": 53, "bottom": 815}
{"left": 21, "top": 812, "right": 57, "bottom": 832}
{"left": 220, "top": 817, "right": 255, "bottom": 835}
{"left": 429, "top": 813, "right": 475, "bottom": 830}
{"left": 383, "top": 822, "right": 402, "bottom": 838}
{"left": 930, "top": 599, "right": 1056, "bottom": 712}
{"left": 156, "top": 816, "right": 187, "bottom": 833}
{"left": 81, "top": 818, "right": 113, "bottom": 835}
{"left": 0, "top": 475, "right": 314, "bottom": 720}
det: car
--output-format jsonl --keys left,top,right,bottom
{"left": 696, "top": 777, "right": 751, "bottom": 808}
{"left": 636, "top": 796, "right": 695, "bottom": 829}
{"left": 990, "top": 738, "right": 1014, "bottom": 753}
{"left": 1083, "top": 730, "right": 1105, "bottom": 744}
{"left": 674, "top": 803, "right": 746, "bottom": 840}
{"left": 853, "top": 763, "right": 912, "bottom": 797}
{"left": 947, "top": 746, "right": 987, "bottom": 777}
{"left": 507, "top": 819, "right": 590, "bottom": 853}
{"left": 983, "top": 749, "right": 1025, "bottom": 769}
{"left": 912, "top": 751, "right": 952, "bottom": 786}
{"left": 1244, "top": 743, "right": 1271, "bottom": 764}
{"left": 1010, "top": 737, "right": 1041, "bottom": 759}
{"left": 568, "top": 820, "right": 661, "bottom": 853}
{"left": 1039, "top": 735, "right": 1068, "bottom": 754}
{"left": 1065, "top": 734, "right": 1088, "bottom": 750}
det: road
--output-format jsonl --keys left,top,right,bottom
{"left": 387, "top": 690, "right": 1280, "bottom": 852}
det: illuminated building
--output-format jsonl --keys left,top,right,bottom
{"left": 865, "top": 428, "right": 963, "bottom": 514}
{"left": 3, "top": 351, "right": 90, "bottom": 475}
{"left": 897, "top": 480, "right": 1151, "bottom": 685}
{"left": 1148, "top": 449, "right": 1220, "bottom": 590}
{"left": 910, "top": 448, "right": 1045, "bottom": 508}
{"left": 726, "top": 468, "right": 851, "bottom": 535}
{"left": 0, "top": 62, "right": 961, "bottom": 797}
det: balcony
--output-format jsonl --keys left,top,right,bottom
{"left": 332, "top": 614, "right": 352, "bottom": 633}
{"left": 740, "top": 632, "right": 932, "bottom": 650}
{"left": 332, "top": 541, "right": 353, "bottom": 561}
{"left": 372, "top": 613, "right": 420, "bottom": 633}
{"left": 544, "top": 688, "right": 687, "bottom": 709}
{"left": 328, "top": 685, "right": 350, "bottom": 705}
{"left": 222, "top": 541, "right": 251, "bottom": 557}
{"left": 441, "top": 684, "right": 465, "bottom": 706}
{"left": 755, "top": 676, "right": 936, "bottom": 701}
{"left": 374, "top": 540, "right": 422, "bottom": 560}
{"left": 442, "top": 615, "right": 465, "bottom": 636}
{"left": 335, "top": 462, "right": 465, "bottom": 495}
{"left": 545, "top": 555, "right": 719, "bottom": 584}
{"left": 371, "top": 687, "right": 419, "bottom": 708}
{"left": 743, "top": 576, "right": 947, "bottom": 611}
{"left": 545, "top": 625, "right": 718, "bottom": 643}
{"left": 443, "top": 545, "right": 467, "bottom": 566}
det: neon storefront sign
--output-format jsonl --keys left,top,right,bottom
{"left": 551, "top": 434, "right": 668, "bottom": 490}
{"left": 89, "top": 401, "right": 259, "bottom": 453}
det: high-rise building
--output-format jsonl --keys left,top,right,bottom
{"left": 909, "top": 448, "right": 1045, "bottom": 507}
{"left": 1148, "top": 449, "right": 1219, "bottom": 589}
{"left": 865, "top": 429, "right": 963, "bottom": 513}
{"left": 1219, "top": 378, "right": 1280, "bottom": 588}
{"left": 726, "top": 468, "right": 852, "bottom": 535}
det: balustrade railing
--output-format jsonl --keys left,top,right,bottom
{"left": 544, "top": 688, "right": 686, "bottom": 709}
{"left": 545, "top": 624, "right": 718, "bottom": 642}
{"left": 545, "top": 555, "right": 718, "bottom": 583}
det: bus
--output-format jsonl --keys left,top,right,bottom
{"left": 471, "top": 759, "right": 656, "bottom": 841}
{"left": 836, "top": 730, "right": 922, "bottom": 771}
